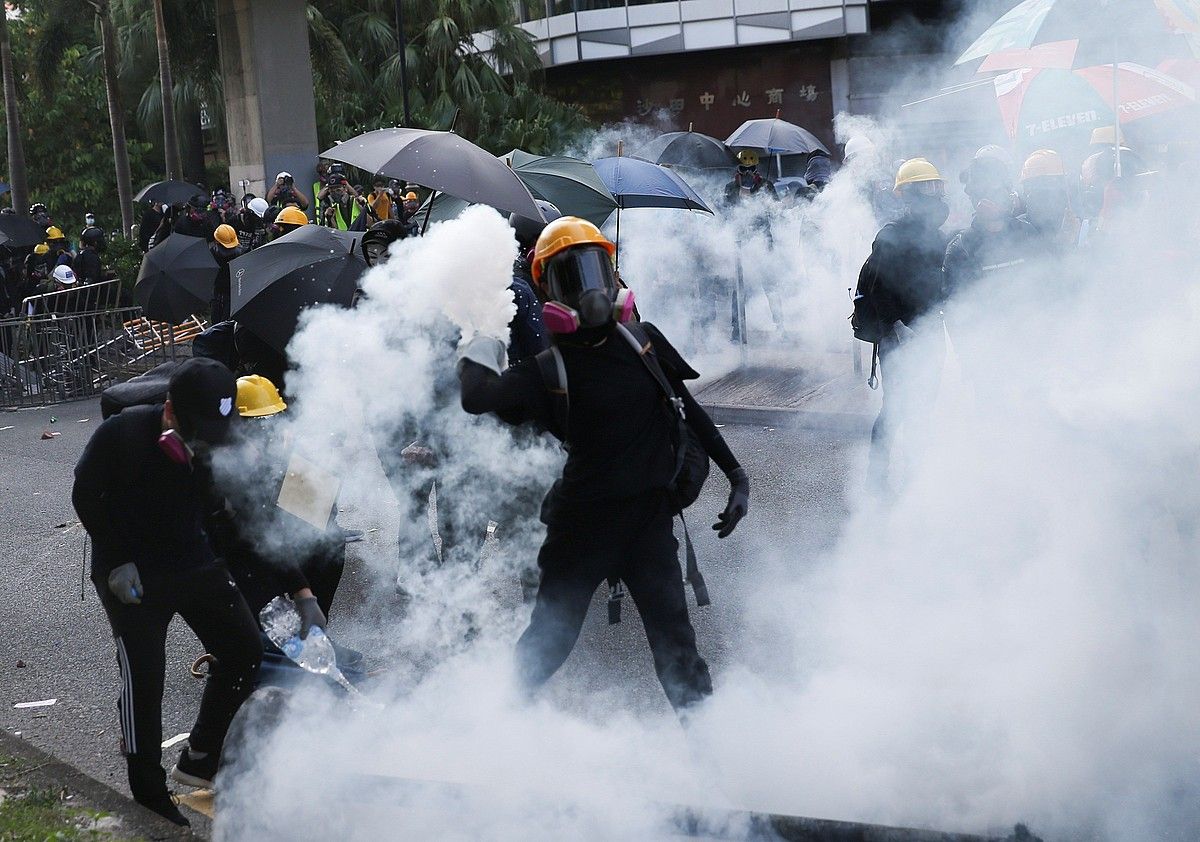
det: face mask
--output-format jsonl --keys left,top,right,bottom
{"left": 157, "top": 429, "right": 193, "bottom": 465}
{"left": 908, "top": 195, "right": 949, "bottom": 229}
{"left": 1023, "top": 191, "right": 1068, "bottom": 232}
{"left": 542, "top": 288, "right": 635, "bottom": 334}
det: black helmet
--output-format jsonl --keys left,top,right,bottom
{"left": 29, "top": 202, "right": 47, "bottom": 216}
{"left": 81, "top": 227, "right": 105, "bottom": 248}
{"left": 361, "top": 218, "right": 409, "bottom": 266}
{"left": 187, "top": 193, "right": 208, "bottom": 210}
{"left": 509, "top": 200, "right": 562, "bottom": 251}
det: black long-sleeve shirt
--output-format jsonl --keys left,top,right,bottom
{"left": 859, "top": 214, "right": 948, "bottom": 327}
{"left": 460, "top": 322, "right": 739, "bottom": 511}
{"left": 72, "top": 405, "right": 216, "bottom": 582}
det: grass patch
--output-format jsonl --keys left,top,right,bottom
{"left": 0, "top": 755, "right": 142, "bottom": 841}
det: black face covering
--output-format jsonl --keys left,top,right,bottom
{"left": 1023, "top": 187, "right": 1068, "bottom": 232}
{"left": 543, "top": 246, "right": 617, "bottom": 327}
{"left": 908, "top": 195, "right": 950, "bottom": 229}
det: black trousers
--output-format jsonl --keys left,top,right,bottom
{"left": 516, "top": 492, "right": 712, "bottom": 712}
{"left": 96, "top": 563, "right": 261, "bottom": 800}
{"left": 228, "top": 542, "right": 346, "bottom": 620}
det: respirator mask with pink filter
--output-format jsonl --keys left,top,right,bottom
{"left": 540, "top": 245, "right": 635, "bottom": 334}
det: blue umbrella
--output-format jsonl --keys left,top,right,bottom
{"left": 590, "top": 156, "right": 712, "bottom": 213}
{"left": 591, "top": 156, "right": 712, "bottom": 267}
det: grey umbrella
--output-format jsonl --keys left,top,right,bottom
{"left": 320, "top": 128, "right": 544, "bottom": 222}
{"left": 632, "top": 130, "right": 734, "bottom": 171}
{"left": 724, "top": 118, "right": 829, "bottom": 155}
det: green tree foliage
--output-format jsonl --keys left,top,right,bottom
{"left": 313, "top": 0, "right": 590, "bottom": 154}
{"left": 0, "top": 28, "right": 154, "bottom": 236}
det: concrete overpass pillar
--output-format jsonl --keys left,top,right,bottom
{"left": 215, "top": 0, "right": 319, "bottom": 204}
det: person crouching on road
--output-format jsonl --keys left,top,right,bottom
{"left": 204, "top": 375, "right": 357, "bottom": 666}
{"left": 72, "top": 358, "right": 261, "bottom": 827}
{"left": 457, "top": 217, "right": 750, "bottom": 714}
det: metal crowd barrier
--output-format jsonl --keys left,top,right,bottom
{"left": 0, "top": 307, "right": 207, "bottom": 408}
{"left": 19, "top": 278, "right": 123, "bottom": 316}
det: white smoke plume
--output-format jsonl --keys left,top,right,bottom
{"left": 211, "top": 2, "right": 1200, "bottom": 839}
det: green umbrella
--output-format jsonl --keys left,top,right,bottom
{"left": 501, "top": 150, "right": 617, "bottom": 227}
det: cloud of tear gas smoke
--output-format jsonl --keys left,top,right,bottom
{"left": 215, "top": 3, "right": 1200, "bottom": 840}
{"left": 209, "top": 205, "right": 562, "bottom": 654}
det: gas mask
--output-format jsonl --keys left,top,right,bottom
{"left": 901, "top": 181, "right": 949, "bottom": 229}
{"left": 540, "top": 246, "right": 635, "bottom": 334}
{"left": 1022, "top": 185, "right": 1069, "bottom": 233}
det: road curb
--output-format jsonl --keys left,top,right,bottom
{"left": 701, "top": 401, "right": 874, "bottom": 433}
{"left": 0, "top": 728, "right": 203, "bottom": 841}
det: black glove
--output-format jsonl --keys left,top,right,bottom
{"left": 714, "top": 467, "right": 749, "bottom": 538}
{"left": 295, "top": 595, "right": 327, "bottom": 640}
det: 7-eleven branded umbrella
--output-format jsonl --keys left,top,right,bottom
{"left": 995, "top": 62, "right": 1196, "bottom": 148}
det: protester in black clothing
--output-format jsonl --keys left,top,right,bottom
{"left": 138, "top": 201, "right": 165, "bottom": 252}
{"left": 506, "top": 201, "right": 556, "bottom": 365}
{"left": 724, "top": 149, "right": 777, "bottom": 204}
{"left": 173, "top": 194, "right": 217, "bottom": 241}
{"left": 72, "top": 358, "right": 260, "bottom": 827}
{"left": 72, "top": 227, "right": 105, "bottom": 286}
{"left": 210, "top": 224, "right": 246, "bottom": 323}
{"left": 855, "top": 158, "right": 950, "bottom": 492}
{"left": 457, "top": 217, "right": 749, "bottom": 713}
{"left": 206, "top": 375, "right": 342, "bottom": 632}
{"left": 943, "top": 146, "right": 1040, "bottom": 298}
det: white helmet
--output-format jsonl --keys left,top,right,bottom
{"left": 248, "top": 197, "right": 269, "bottom": 218}
{"left": 844, "top": 136, "right": 876, "bottom": 162}
{"left": 53, "top": 265, "right": 77, "bottom": 285}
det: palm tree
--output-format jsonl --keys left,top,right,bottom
{"left": 93, "top": 1, "right": 133, "bottom": 236}
{"left": 31, "top": 0, "right": 136, "bottom": 236}
{"left": 0, "top": 8, "right": 28, "bottom": 214}
{"left": 151, "top": 0, "right": 180, "bottom": 179}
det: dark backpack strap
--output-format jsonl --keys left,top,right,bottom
{"left": 615, "top": 322, "right": 710, "bottom": 610}
{"left": 615, "top": 323, "right": 688, "bottom": 485}
{"left": 533, "top": 346, "right": 569, "bottom": 443}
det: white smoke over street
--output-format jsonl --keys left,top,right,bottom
{"left": 212, "top": 1, "right": 1200, "bottom": 838}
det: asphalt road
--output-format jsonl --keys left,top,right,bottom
{"left": 0, "top": 396, "right": 863, "bottom": 808}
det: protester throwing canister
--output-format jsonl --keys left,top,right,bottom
{"left": 456, "top": 217, "right": 749, "bottom": 714}
{"left": 72, "top": 358, "right": 261, "bottom": 827}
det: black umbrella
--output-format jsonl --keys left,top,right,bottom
{"left": 229, "top": 225, "right": 365, "bottom": 353}
{"left": 321, "top": 128, "right": 544, "bottom": 221}
{"left": 632, "top": 130, "right": 735, "bottom": 170}
{"left": 0, "top": 214, "right": 49, "bottom": 248}
{"left": 134, "top": 234, "right": 218, "bottom": 323}
{"left": 134, "top": 179, "right": 206, "bottom": 206}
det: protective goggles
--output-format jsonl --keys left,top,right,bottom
{"left": 542, "top": 246, "right": 617, "bottom": 310}
{"left": 903, "top": 180, "right": 945, "bottom": 197}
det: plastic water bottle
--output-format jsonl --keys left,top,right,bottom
{"left": 259, "top": 596, "right": 358, "bottom": 694}
{"left": 281, "top": 627, "right": 335, "bottom": 675}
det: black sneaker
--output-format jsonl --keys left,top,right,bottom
{"left": 135, "top": 792, "right": 190, "bottom": 826}
{"left": 170, "top": 746, "right": 218, "bottom": 789}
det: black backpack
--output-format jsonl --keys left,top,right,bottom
{"left": 849, "top": 258, "right": 885, "bottom": 389}
{"left": 99, "top": 360, "right": 181, "bottom": 419}
{"left": 533, "top": 322, "right": 711, "bottom": 620}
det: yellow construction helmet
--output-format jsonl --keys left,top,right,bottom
{"left": 1020, "top": 149, "right": 1066, "bottom": 182}
{"left": 894, "top": 158, "right": 944, "bottom": 191}
{"left": 236, "top": 375, "right": 287, "bottom": 417}
{"left": 737, "top": 150, "right": 759, "bottom": 167}
{"left": 214, "top": 224, "right": 240, "bottom": 249}
{"left": 404, "top": 191, "right": 419, "bottom": 201}
{"left": 276, "top": 206, "right": 309, "bottom": 227}
{"left": 45, "top": 226, "right": 65, "bottom": 240}
{"left": 34, "top": 243, "right": 49, "bottom": 255}
{"left": 531, "top": 216, "right": 614, "bottom": 285}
